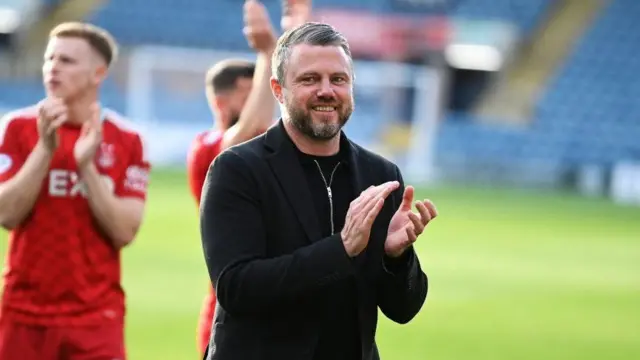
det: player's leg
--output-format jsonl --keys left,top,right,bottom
{"left": 0, "top": 317, "right": 61, "bottom": 360}
{"left": 62, "top": 321, "right": 126, "bottom": 360}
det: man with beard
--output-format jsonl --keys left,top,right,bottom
{"left": 199, "top": 22, "right": 438, "bottom": 360}
{"left": 187, "top": 0, "right": 311, "bottom": 357}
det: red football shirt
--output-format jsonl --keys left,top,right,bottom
{"left": 0, "top": 106, "right": 151, "bottom": 326}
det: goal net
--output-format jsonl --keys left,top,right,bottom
{"left": 124, "top": 45, "right": 443, "bottom": 185}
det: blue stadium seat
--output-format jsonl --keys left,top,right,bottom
{"left": 533, "top": 0, "right": 640, "bottom": 164}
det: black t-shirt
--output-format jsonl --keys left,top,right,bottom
{"left": 295, "top": 148, "right": 362, "bottom": 360}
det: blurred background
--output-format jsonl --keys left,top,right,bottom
{"left": 0, "top": 0, "right": 638, "bottom": 359}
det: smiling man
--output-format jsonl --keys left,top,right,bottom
{"left": 200, "top": 22, "right": 437, "bottom": 360}
{"left": 0, "top": 22, "right": 150, "bottom": 360}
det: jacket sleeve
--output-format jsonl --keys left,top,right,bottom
{"left": 376, "top": 165, "right": 429, "bottom": 324}
{"left": 200, "top": 149, "right": 355, "bottom": 316}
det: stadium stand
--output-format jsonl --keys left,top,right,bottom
{"left": 83, "top": 0, "right": 553, "bottom": 49}
{"left": 534, "top": 0, "right": 640, "bottom": 164}
{"left": 0, "top": 0, "right": 637, "bottom": 187}
{"left": 86, "top": 0, "right": 281, "bottom": 50}
{"left": 436, "top": 0, "right": 639, "bottom": 175}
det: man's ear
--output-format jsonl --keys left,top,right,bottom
{"left": 213, "top": 95, "right": 228, "bottom": 116}
{"left": 93, "top": 63, "right": 108, "bottom": 85}
{"left": 270, "top": 77, "right": 285, "bottom": 104}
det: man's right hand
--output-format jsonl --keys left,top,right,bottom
{"left": 37, "top": 97, "right": 67, "bottom": 152}
{"left": 341, "top": 181, "right": 400, "bottom": 257}
{"left": 243, "top": 0, "right": 277, "bottom": 54}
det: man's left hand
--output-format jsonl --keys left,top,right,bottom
{"left": 384, "top": 186, "right": 438, "bottom": 258}
{"left": 74, "top": 103, "right": 102, "bottom": 169}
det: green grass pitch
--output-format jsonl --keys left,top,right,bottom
{"left": 1, "top": 168, "right": 639, "bottom": 359}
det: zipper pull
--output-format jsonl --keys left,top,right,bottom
{"left": 327, "top": 187, "right": 332, "bottom": 199}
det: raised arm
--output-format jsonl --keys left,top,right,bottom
{"left": 220, "top": 0, "right": 278, "bottom": 151}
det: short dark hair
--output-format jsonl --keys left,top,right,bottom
{"left": 206, "top": 59, "right": 256, "bottom": 96}
{"left": 272, "top": 22, "right": 352, "bottom": 84}
{"left": 49, "top": 22, "right": 118, "bottom": 67}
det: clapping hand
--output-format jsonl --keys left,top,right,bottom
{"left": 73, "top": 103, "right": 102, "bottom": 169}
{"left": 37, "top": 97, "right": 68, "bottom": 152}
{"left": 384, "top": 186, "right": 438, "bottom": 258}
{"left": 341, "top": 182, "right": 400, "bottom": 257}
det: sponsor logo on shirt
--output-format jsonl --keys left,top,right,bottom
{"left": 48, "top": 169, "right": 115, "bottom": 197}
{"left": 0, "top": 153, "right": 12, "bottom": 174}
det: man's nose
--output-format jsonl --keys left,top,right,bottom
{"left": 316, "top": 78, "right": 335, "bottom": 98}
{"left": 44, "top": 61, "right": 58, "bottom": 74}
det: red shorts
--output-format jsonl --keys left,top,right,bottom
{"left": 197, "top": 287, "right": 217, "bottom": 357}
{"left": 0, "top": 317, "right": 125, "bottom": 360}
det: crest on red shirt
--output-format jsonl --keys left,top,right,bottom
{"left": 98, "top": 143, "right": 115, "bottom": 168}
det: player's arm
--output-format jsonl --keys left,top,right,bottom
{"left": 0, "top": 116, "right": 55, "bottom": 229}
{"left": 81, "top": 134, "right": 150, "bottom": 249}
{"left": 0, "top": 143, "right": 53, "bottom": 229}
{"left": 376, "top": 166, "right": 428, "bottom": 324}
{"left": 219, "top": 0, "right": 277, "bottom": 151}
{"left": 201, "top": 150, "right": 355, "bottom": 316}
